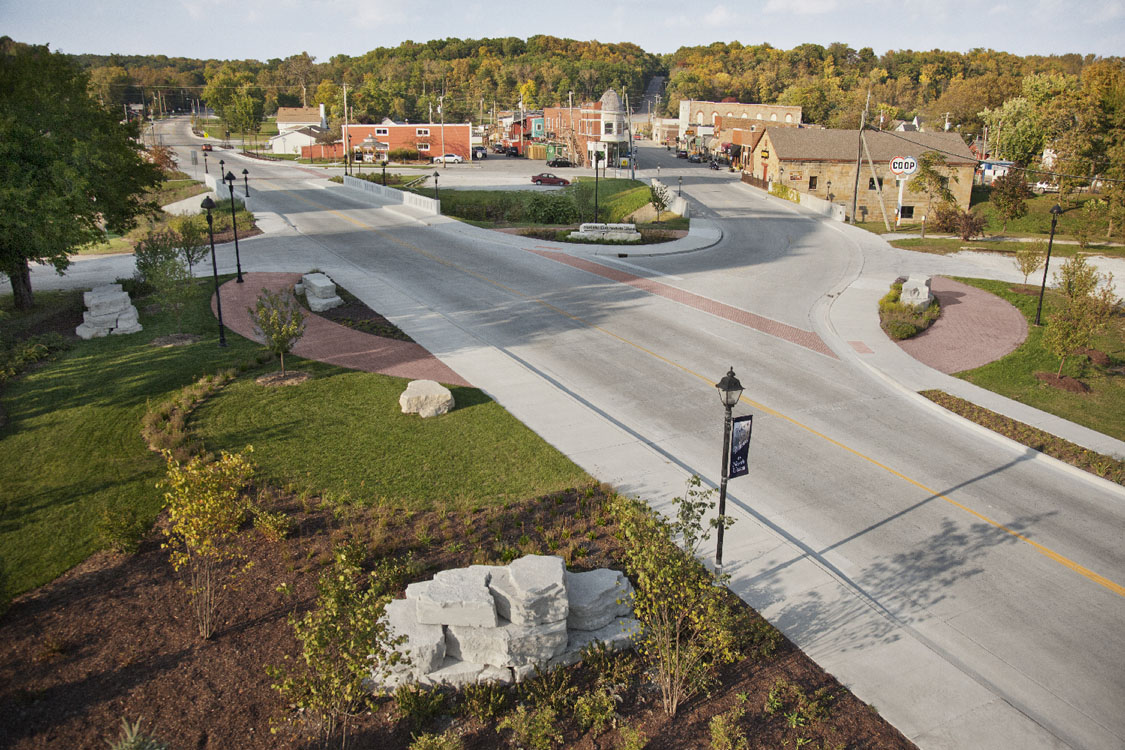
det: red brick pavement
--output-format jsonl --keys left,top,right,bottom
{"left": 526, "top": 249, "right": 839, "bottom": 359}
{"left": 211, "top": 272, "right": 472, "bottom": 387}
{"left": 897, "top": 276, "right": 1028, "bottom": 374}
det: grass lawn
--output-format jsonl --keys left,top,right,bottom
{"left": 951, "top": 277, "right": 1125, "bottom": 441}
{"left": 0, "top": 281, "right": 585, "bottom": 607}
{"left": 889, "top": 237, "right": 1125, "bottom": 259}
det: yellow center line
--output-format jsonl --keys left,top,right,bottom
{"left": 280, "top": 188, "right": 1125, "bottom": 599}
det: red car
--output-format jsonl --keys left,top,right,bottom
{"left": 201, "top": 143, "right": 213, "bottom": 152}
{"left": 531, "top": 173, "right": 570, "bottom": 186}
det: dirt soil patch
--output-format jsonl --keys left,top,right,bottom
{"left": 315, "top": 299, "right": 414, "bottom": 342}
{"left": 0, "top": 486, "right": 916, "bottom": 750}
{"left": 1034, "top": 371, "right": 1092, "bottom": 393}
{"left": 254, "top": 370, "right": 311, "bottom": 387}
{"left": 1076, "top": 347, "right": 1111, "bottom": 367}
{"left": 150, "top": 333, "right": 202, "bottom": 348}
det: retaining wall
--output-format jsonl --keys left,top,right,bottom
{"left": 343, "top": 175, "right": 441, "bottom": 215}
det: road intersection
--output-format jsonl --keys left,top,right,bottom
{"left": 11, "top": 118, "right": 1125, "bottom": 750}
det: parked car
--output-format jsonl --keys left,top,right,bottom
{"left": 472, "top": 146, "right": 487, "bottom": 159}
{"left": 1034, "top": 180, "right": 1059, "bottom": 193}
{"left": 675, "top": 150, "right": 688, "bottom": 158}
{"left": 506, "top": 146, "right": 521, "bottom": 157}
{"left": 433, "top": 154, "right": 463, "bottom": 164}
{"left": 687, "top": 153, "right": 702, "bottom": 163}
{"left": 531, "top": 173, "right": 570, "bottom": 186}
{"left": 546, "top": 158, "right": 574, "bottom": 168}
{"left": 492, "top": 143, "right": 507, "bottom": 154}
{"left": 201, "top": 143, "right": 213, "bottom": 152}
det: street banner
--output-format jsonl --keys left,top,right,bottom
{"left": 729, "top": 414, "right": 753, "bottom": 478}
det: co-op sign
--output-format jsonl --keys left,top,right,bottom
{"left": 890, "top": 156, "right": 919, "bottom": 177}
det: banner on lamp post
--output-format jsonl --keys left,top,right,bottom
{"left": 729, "top": 414, "right": 753, "bottom": 479}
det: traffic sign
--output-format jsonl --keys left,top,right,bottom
{"left": 890, "top": 156, "right": 918, "bottom": 176}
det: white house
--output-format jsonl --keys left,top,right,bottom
{"left": 270, "top": 126, "right": 323, "bottom": 155}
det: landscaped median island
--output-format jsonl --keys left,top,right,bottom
{"left": 0, "top": 282, "right": 917, "bottom": 750}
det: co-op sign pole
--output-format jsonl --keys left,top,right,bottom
{"left": 890, "top": 155, "right": 918, "bottom": 227}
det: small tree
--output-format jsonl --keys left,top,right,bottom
{"left": 160, "top": 447, "right": 255, "bottom": 639}
{"left": 268, "top": 541, "right": 406, "bottom": 749}
{"left": 170, "top": 216, "right": 209, "bottom": 278}
{"left": 134, "top": 230, "right": 194, "bottom": 331}
{"left": 991, "top": 169, "right": 1030, "bottom": 232}
{"left": 907, "top": 151, "right": 957, "bottom": 233}
{"left": 650, "top": 182, "right": 671, "bottom": 223}
{"left": 1015, "top": 243, "right": 1046, "bottom": 284}
{"left": 1043, "top": 255, "right": 1120, "bottom": 376}
{"left": 250, "top": 288, "right": 306, "bottom": 375}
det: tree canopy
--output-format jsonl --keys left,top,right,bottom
{"left": 0, "top": 37, "right": 163, "bottom": 309}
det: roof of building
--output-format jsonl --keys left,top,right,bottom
{"left": 764, "top": 128, "right": 977, "bottom": 165}
{"left": 599, "top": 89, "right": 623, "bottom": 112}
{"left": 269, "top": 125, "right": 324, "bottom": 141}
{"left": 276, "top": 106, "right": 322, "bottom": 123}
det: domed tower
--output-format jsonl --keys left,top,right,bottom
{"left": 598, "top": 89, "right": 628, "bottom": 163}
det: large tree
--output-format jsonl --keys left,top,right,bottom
{"left": 0, "top": 38, "right": 162, "bottom": 309}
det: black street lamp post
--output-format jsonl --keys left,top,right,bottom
{"left": 223, "top": 171, "right": 244, "bottom": 283}
{"left": 432, "top": 171, "right": 440, "bottom": 203}
{"left": 219, "top": 158, "right": 225, "bottom": 179}
{"left": 593, "top": 151, "right": 602, "bottom": 222}
{"left": 202, "top": 150, "right": 208, "bottom": 173}
{"left": 678, "top": 175, "right": 682, "bottom": 197}
{"left": 714, "top": 367, "right": 744, "bottom": 570}
{"left": 200, "top": 196, "right": 227, "bottom": 347}
{"left": 1035, "top": 204, "right": 1064, "bottom": 326}
{"left": 242, "top": 168, "right": 250, "bottom": 197}
{"left": 382, "top": 159, "right": 387, "bottom": 186}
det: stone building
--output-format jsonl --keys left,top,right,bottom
{"left": 543, "top": 89, "right": 629, "bottom": 167}
{"left": 679, "top": 100, "right": 802, "bottom": 141}
{"left": 748, "top": 128, "right": 977, "bottom": 223}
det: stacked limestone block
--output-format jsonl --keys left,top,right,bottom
{"left": 75, "top": 284, "right": 142, "bottom": 339}
{"left": 373, "top": 555, "right": 637, "bottom": 690}
{"left": 300, "top": 272, "right": 344, "bottom": 312}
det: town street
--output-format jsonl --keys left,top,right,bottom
{"left": 21, "top": 118, "right": 1125, "bottom": 750}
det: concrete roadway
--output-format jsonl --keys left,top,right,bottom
{"left": 26, "top": 120, "right": 1125, "bottom": 749}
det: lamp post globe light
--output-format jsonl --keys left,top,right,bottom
{"left": 199, "top": 196, "right": 227, "bottom": 347}
{"left": 1035, "top": 204, "right": 1065, "bottom": 327}
{"left": 714, "top": 366, "right": 744, "bottom": 570}
{"left": 219, "top": 158, "right": 225, "bottom": 179}
{"left": 223, "top": 171, "right": 244, "bottom": 283}
{"left": 202, "top": 150, "right": 208, "bottom": 174}
{"left": 242, "top": 168, "right": 250, "bottom": 197}
{"left": 432, "top": 170, "right": 440, "bottom": 203}
{"left": 678, "top": 174, "right": 682, "bottom": 197}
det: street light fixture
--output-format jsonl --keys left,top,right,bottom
{"left": 219, "top": 158, "right": 225, "bottom": 179}
{"left": 593, "top": 151, "right": 603, "bottom": 222}
{"left": 1035, "top": 204, "right": 1065, "bottom": 326}
{"left": 678, "top": 175, "right": 682, "bottom": 197}
{"left": 432, "top": 170, "right": 440, "bottom": 203}
{"left": 202, "top": 150, "right": 208, "bottom": 174}
{"left": 222, "top": 171, "right": 244, "bottom": 283}
{"left": 714, "top": 366, "right": 744, "bottom": 570}
{"left": 199, "top": 196, "right": 228, "bottom": 347}
{"left": 241, "top": 168, "right": 250, "bottom": 197}
{"left": 382, "top": 159, "right": 387, "bottom": 187}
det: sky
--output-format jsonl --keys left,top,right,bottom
{"left": 2, "top": 0, "right": 1123, "bottom": 62}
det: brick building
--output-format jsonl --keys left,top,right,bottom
{"left": 748, "top": 128, "right": 977, "bottom": 223}
{"left": 300, "top": 119, "right": 472, "bottom": 162}
{"left": 542, "top": 89, "right": 629, "bottom": 167}
{"left": 679, "top": 100, "right": 802, "bottom": 141}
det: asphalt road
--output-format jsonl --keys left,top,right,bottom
{"left": 24, "top": 119, "right": 1125, "bottom": 750}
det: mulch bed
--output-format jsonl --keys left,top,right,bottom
{"left": 0, "top": 485, "right": 917, "bottom": 750}
{"left": 315, "top": 300, "right": 414, "bottom": 342}
{"left": 1034, "top": 371, "right": 1092, "bottom": 393}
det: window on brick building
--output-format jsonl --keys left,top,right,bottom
{"left": 416, "top": 128, "right": 429, "bottom": 136}
{"left": 809, "top": 176, "right": 818, "bottom": 190}
{"left": 868, "top": 177, "right": 884, "bottom": 190}
{"left": 417, "top": 142, "right": 430, "bottom": 151}
{"left": 899, "top": 205, "right": 914, "bottom": 219}
{"left": 376, "top": 128, "right": 388, "bottom": 136}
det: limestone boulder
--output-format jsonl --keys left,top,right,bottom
{"left": 551, "top": 616, "right": 641, "bottom": 668}
{"left": 381, "top": 599, "right": 446, "bottom": 678}
{"left": 83, "top": 284, "right": 122, "bottom": 307}
{"left": 302, "top": 272, "right": 338, "bottom": 299}
{"left": 75, "top": 323, "right": 110, "bottom": 340}
{"left": 565, "top": 569, "right": 635, "bottom": 632}
{"left": 419, "top": 658, "right": 513, "bottom": 689}
{"left": 489, "top": 555, "right": 568, "bottom": 626}
{"left": 399, "top": 379, "right": 454, "bottom": 418}
{"left": 406, "top": 567, "right": 496, "bottom": 628}
{"left": 306, "top": 293, "right": 344, "bottom": 312}
{"left": 446, "top": 618, "right": 568, "bottom": 668}
{"left": 900, "top": 275, "right": 934, "bottom": 309}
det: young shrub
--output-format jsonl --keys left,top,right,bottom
{"left": 649, "top": 182, "right": 671, "bottom": 223}
{"left": 96, "top": 506, "right": 147, "bottom": 555}
{"left": 615, "top": 722, "right": 649, "bottom": 750}
{"left": 252, "top": 507, "right": 292, "bottom": 542}
{"left": 249, "top": 288, "right": 306, "bottom": 375}
{"left": 709, "top": 700, "right": 749, "bottom": 750}
{"left": 573, "top": 686, "right": 620, "bottom": 737}
{"left": 169, "top": 215, "right": 209, "bottom": 277}
{"left": 497, "top": 704, "right": 562, "bottom": 750}
{"left": 269, "top": 541, "right": 407, "bottom": 748}
{"left": 408, "top": 730, "right": 463, "bottom": 750}
{"left": 522, "top": 664, "right": 577, "bottom": 713}
{"left": 106, "top": 716, "right": 169, "bottom": 750}
{"left": 160, "top": 447, "right": 256, "bottom": 639}
{"left": 1044, "top": 255, "right": 1121, "bottom": 376}
{"left": 394, "top": 684, "right": 448, "bottom": 731}
{"left": 614, "top": 491, "right": 742, "bottom": 717}
{"left": 459, "top": 681, "right": 511, "bottom": 723}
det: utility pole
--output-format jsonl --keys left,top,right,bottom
{"left": 625, "top": 91, "right": 635, "bottom": 180}
{"left": 850, "top": 90, "right": 870, "bottom": 224}
{"left": 343, "top": 82, "right": 349, "bottom": 176}
{"left": 439, "top": 94, "right": 446, "bottom": 166}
